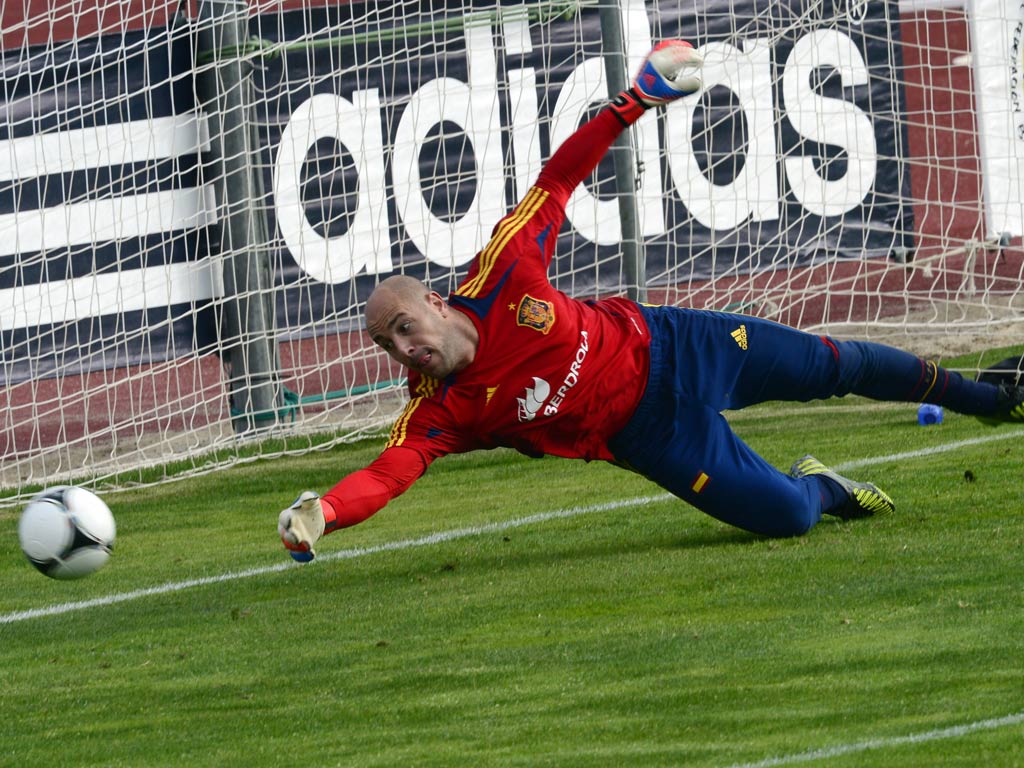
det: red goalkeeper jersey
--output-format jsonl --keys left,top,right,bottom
{"left": 406, "top": 185, "right": 650, "bottom": 462}
{"left": 322, "top": 108, "right": 653, "bottom": 531}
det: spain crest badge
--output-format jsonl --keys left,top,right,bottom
{"left": 516, "top": 295, "right": 555, "bottom": 334}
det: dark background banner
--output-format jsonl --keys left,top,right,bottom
{"left": 0, "top": 0, "right": 911, "bottom": 381}
{"left": 0, "top": 25, "right": 213, "bottom": 385}
{"left": 255, "top": 0, "right": 912, "bottom": 332}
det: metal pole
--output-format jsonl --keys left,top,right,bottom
{"left": 598, "top": 0, "right": 646, "bottom": 302}
{"left": 196, "top": 0, "right": 280, "bottom": 434}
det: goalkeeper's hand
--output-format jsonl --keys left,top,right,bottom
{"left": 632, "top": 40, "right": 704, "bottom": 106}
{"left": 278, "top": 491, "right": 326, "bottom": 563}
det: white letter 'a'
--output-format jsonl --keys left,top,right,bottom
{"left": 274, "top": 91, "right": 391, "bottom": 284}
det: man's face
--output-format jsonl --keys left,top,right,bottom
{"left": 366, "top": 289, "right": 460, "bottom": 379}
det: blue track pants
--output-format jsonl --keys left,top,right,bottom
{"left": 607, "top": 305, "right": 998, "bottom": 537}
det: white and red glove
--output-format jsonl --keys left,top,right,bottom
{"left": 609, "top": 40, "right": 704, "bottom": 124}
{"left": 278, "top": 491, "right": 326, "bottom": 563}
{"left": 633, "top": 40, "right": 704, "bottom": 105}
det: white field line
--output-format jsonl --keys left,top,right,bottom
{"left": 724, "top": 710, "right": 1024, "bottom": 768}
{"left": 2, "top": 427, "right": 1021, "bottom": 627}
{"left": 833, "top": 428, "right": 1024, "bottom": 470}
{"left": 0, "top": 495, "right": 668, "bottom": 625}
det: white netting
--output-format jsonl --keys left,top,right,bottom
{"left": 0, "top": 0, "right": 1020, "bottom": 503}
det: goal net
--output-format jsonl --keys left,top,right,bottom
{"left": 1, "top": 0, "right": 1021, "bottom": 502}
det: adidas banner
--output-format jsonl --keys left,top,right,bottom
{"left": 0, "top": 0, "right": 912, "bottom": 382}
{"left": 256, "top": 0, "right": 912, "bottom": 322}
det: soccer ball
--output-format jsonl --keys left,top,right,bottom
{"left": 18, "top": 486, "right": 116, "bottom": 580}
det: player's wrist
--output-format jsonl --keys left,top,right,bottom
{"left": 607, "top": 87, "right": 648, "bottom": 126}
{"left": 321, "top": 495, "right": 339, "bottom": 533}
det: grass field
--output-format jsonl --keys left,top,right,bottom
{"left": 2, "top": 388, "right": 1024, "bottom": 766}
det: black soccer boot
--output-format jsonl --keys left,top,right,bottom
{"left": 976, "top": 382, "right": 1024, "bottom": 426}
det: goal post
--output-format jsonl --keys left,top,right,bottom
{"left": 0, "top": 0, "right": 1021, "bottom": 503}
{"left": 196, "top": 0, "right": 282, "bottom": 435}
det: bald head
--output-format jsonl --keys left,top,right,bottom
{"left": 365, "top": 275, "right": 479, "bottom": 378}
{"left": 366, "top": 275, "right": 429, "bottom": 315}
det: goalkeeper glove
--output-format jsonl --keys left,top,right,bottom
{"left": 278, "top": 490, "right": 326, "bottom": 563}
{"left": 634, "top": 40, "right": 704, "bottom": 104}
{"left": 611, "top": 40, "right": 704, "bottom": 124}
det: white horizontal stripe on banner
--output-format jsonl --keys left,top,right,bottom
{"left": 0, "top": 113, "right": 208, "bottom": 182}
{"left": 0, "top": 186, "right": 218, "bottom": 257}
{"left": 0, "top": 258, "right": 219, "bottom": 329}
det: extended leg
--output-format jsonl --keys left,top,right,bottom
{"left": 613, "top": 400, "right": 826, "bottom": 537}
{"left": 667, "top": 308, "right": 1019, "bottom": 423}
{"left": 611, "top": 306, "right": 897, "bottom": 536}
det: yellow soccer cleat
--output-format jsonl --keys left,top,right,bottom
{"left": 790, "top": 455, "right": 895, "bottom": 520}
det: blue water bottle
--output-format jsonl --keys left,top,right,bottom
{"left": 917, "top": 403, "right": 943, "bottom": 426}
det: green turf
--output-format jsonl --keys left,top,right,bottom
{"left": 1, "top": 396, "right": 1023, "bottom": 767}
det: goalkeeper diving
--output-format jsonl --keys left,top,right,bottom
{"left": 279, "top": 41, "right": 1024, "bottom": 560}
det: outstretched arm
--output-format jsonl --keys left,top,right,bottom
{"left": 278, "top": 446, "right": 429, "bottom": 562}
{"left": 536, "top": 40, "right": 703, "bottom": 207}
{"left": 278, "top": 393, "right": 471, "bottom": 561}
{"left": 321, "top": 447, "right": 427, "bottom": 531}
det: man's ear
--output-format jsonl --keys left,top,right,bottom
{"left": 428, "top": 291, "right": 448, "bottom": 315}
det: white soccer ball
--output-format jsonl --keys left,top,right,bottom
{"left": 18, "top": 486, "right": 116, "bottom": 580}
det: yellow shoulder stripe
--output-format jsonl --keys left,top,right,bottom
{"left": 414, "top": 376, "right": 439, "bottom": 398}
{"left": 387, "top": 397, "right": 423, "bottom": 448}
{"left": 456, "top": 186, "right": 549, "bottom": 299}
